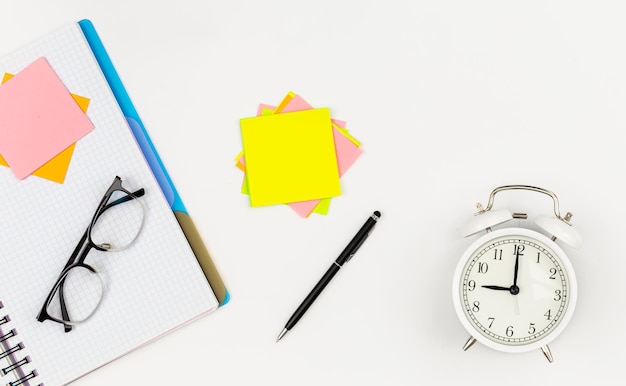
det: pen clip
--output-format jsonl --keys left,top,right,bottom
{"left": 345, "top": 232, "right": 369, "bottom": 263}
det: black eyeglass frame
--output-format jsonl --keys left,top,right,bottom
{"left": 36, "top": 176, "right": 145, "bottom": 332}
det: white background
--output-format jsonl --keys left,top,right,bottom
{"left": 1, "top": 1, "right": 624, "bottom": 385}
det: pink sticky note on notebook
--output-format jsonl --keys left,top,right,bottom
{"left": 0, "top": 57, "right": 94, "bottom": 179}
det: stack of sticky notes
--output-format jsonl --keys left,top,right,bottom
{"left": 0, "top": 57, "right": 94, "bottom": 182}
{"left": 236, "top": 92, "right": 362, "bottom": 218}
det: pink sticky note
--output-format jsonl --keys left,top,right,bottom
{"left": 256, "top": 103, "right": 276, "bottom": 116}
{"left": 288, "top": 127, "right": 362, "bottom": 217}
{"left": 0, "top": 57, "right": 94, "bottom": 179}
{"left": 280, "top": 95, "right": 349, "bottom": 131}
{"left": 280, "top": 94, "right": 312, "bottom": 113}
{"left": 332, "top": 126, "right": 362, "bottom": 175}
{"left": 270, "top": 95, "right": 362, "bottom": 217}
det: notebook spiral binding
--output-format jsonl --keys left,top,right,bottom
{"left": 0, "top": 302, "right": 41, "bottom": 386}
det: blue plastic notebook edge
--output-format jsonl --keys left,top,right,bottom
{"left": 78, "top": 19, "right": 230, "bottom": 305}
{"left": 78, "top": 19, "right": 184, "bottom": 212}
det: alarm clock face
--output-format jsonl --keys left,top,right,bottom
{"left": 452, "top": 227, "right": 577, "bottom": 353}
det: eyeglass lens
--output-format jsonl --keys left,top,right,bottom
{"left": 90, "top": 189, "right": 145, "bottom": 251}
{"left": 46, "top": 265, "right": 103, "bottom": 324}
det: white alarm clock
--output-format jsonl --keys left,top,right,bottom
{"left": 452, "top": 185, "right": 581, "bottom": 362}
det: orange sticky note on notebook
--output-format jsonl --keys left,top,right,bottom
{"left": 240, "top": 108, "right": 341, "bottom": 207}
{"left": 0, "top": 57, "right": 94, "bottom": 179}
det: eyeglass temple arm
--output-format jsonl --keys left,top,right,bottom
{"left": 100, "top": 188, "right": 145, "bottom": 212}
{"left": 91, "top": 188, "right": 145, "bottom": 226}
{"left": 59, "top": 281, "right": 72, "bottom": 332}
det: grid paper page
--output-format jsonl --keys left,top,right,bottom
{"left": 0, "top": 22, "right": 219, "bottom": 386}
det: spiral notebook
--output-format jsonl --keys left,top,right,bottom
{"left": 0, "top": 20, "right": 226, "bottom": 385}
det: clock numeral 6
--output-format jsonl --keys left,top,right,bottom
{"left": 506, "top": 325, "right": 514, "bottom": 337}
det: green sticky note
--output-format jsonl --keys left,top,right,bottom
{"left": 312, "top": 197, "right": 332, "bottom": 215}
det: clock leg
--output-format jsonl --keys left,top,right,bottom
{"left": 462, "top": 336, "right": 477, "bottom": 351}
{"left": 540, "top": 345, "right": 554, "bottom": 363}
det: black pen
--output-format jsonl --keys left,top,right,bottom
{"left": 276, "top": 210, "right": 381, "bottom": 342}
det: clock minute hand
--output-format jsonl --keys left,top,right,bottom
{"left": 513, "top": 254, "right": 520, "bottom": 287}
{"left": 509, "top": 252, "right": 520, "bottom": 295}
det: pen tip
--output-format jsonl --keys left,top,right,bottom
{"left": 373, "top": 211, "right": 381, "bottom": 218}
{"left": 276, "top": 328, "right": 288, "bottom": 342}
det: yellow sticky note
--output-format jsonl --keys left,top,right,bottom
{"left": 240, "top": 108, "right": 341, "bottom": 207}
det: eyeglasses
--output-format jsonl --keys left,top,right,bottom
{"left": 37, "top": 176, "right": 146, "bottom": 332}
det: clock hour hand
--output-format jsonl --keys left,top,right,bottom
{"left": 481, "top": 285, "right": 510, "bottom": 291}
{"left": 482, "top": 284, "right": 520, "bottom": 295}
